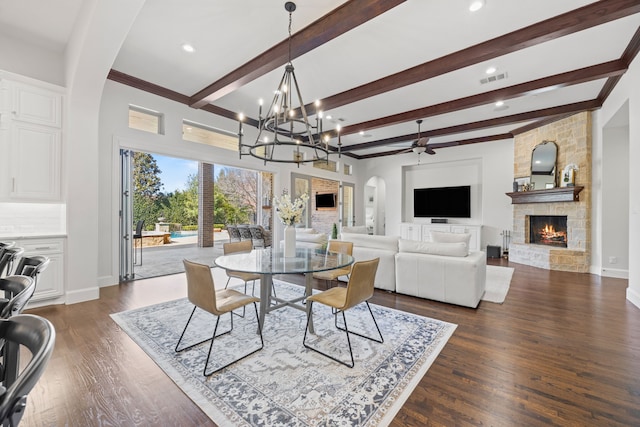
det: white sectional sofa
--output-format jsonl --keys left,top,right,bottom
{"left": 339, "top": 233, "right": 399, "bottom": 291}
{"left": 395, "top": 239, "right": 486, "bottom": 308}
{"left": 340, "top": 231, "right": 486, "bottom": 307}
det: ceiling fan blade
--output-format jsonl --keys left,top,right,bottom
{"left": 426, "top": 146, "right": 436, "bottom": 155}
{"left": 415, "top": 137, "right": 430, "bottom": 146}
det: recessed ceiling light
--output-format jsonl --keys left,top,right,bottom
{"left": 326, "top": 115, "right": 332, "bottom": 120}
{"left": 359, "top": 131, "right": 365, "bottom": 135}
{"left": 469, "top": 0, "right": 485, "bottom": 12}
{"left": 495, "top": 100, "right": 504, "bottom": 107}
{"left": 182, "top": 43, "right": 195, "bottom": 53}
{"left": 485, "top": 66, "right": 497, "bottom": 74}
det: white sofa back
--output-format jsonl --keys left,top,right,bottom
{"left": 395, "top": 239, "right": 486, "bottom": 308}
{"left": 340, "top": 233, "right": 399, "bottom": 291}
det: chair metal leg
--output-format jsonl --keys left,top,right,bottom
{"left": 303, "top": 302, "right": 355, "bottom": 368}
{"left": 303, "top": 301, "right": 383, "bottom": 368}
{"left": 203, "top": 302, "right": 264, "bottom": 376}
{"left": 175, "top": 306, "right": 232, "bottom": 353}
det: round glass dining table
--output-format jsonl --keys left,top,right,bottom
{"left": 214, "top": 247, "right": 354, "bottom": 333}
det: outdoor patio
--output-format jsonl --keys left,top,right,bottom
{"left": 132, "top": 231, "right": 229, "bottom": 279}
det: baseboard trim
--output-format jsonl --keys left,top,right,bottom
{"left": 99, "top": 275, "right": 118, "bottom": 287}
{"left": 66, "top": 287, "right": 100, "bottom": 305}
{"left": 627, "top": 287, "right": 640, "bottom": 310}
{"left": 601, "top": 268, "right": 629, "bottom": 279}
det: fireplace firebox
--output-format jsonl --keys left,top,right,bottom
{"left": 528, "top": 215, "right": 567, "bottom": 247}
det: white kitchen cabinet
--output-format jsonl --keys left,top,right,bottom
{"left": 11, "top": 82, "right": 62, "bottom": 127}
{"left": 0, "top": 76, "right": 64, "bottom": 201}
{"left": 400, "top": 223, "right": 422, "bottom": 240}
{"left": 9, "top": 121, "right": 61, "bottom": 200}
{"left": 18, "top": 237, "right": 65, "bottom": 304}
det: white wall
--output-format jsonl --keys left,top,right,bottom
{"left": 98, "top": 81, "right": 362, "bottom": 285}
{"left": 361, "top": 138, "right": 514, "bottom": 249}
{"left": 0, "top": 33, "right": 65, "bottom": 86}
{"left": 594, "top": 53, "right": 640, "bottom": 309}
{"left": 601, "top": 124, "right": 629, "bottom": 277}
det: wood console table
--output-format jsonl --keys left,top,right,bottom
{"left": 506, "top": 186, "right": 583, "bottom": 204}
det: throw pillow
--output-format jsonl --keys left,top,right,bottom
{"left": 398, "top": 239, "right": 468, "bottom": 257}
{"left": 430, "top": 231, "right": 471, "bottom": 254}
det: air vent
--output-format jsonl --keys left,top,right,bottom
{"left": 480, "top": 72, "right": 508, "bottom": 85}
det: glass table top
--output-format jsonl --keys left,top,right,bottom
{"left": 214, "top": 247, "right": 354, "bottom": 275}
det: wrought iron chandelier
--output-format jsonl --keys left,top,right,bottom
{"left": 237, "top": 1, "right": 340, "bottom": 165}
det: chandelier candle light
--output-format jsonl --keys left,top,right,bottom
{"left": 274, "top": 192, "right": 309, "bottom": 257}
{"left": 237, "top": 2, "right": 341, "bottom": 165}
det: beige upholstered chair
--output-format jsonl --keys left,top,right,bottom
{"left": 303, "top": 258, "right": 383, "bottom": 368}
{"left": 223, "top": 240, "right": 260, "bottom": 293}
{"left": 176, "top": 260, "right": 263, "bottom": 376}
{"left": 223, "top": 240, "right": 277, "bottom": 305}
{"left": 312, "top": 240, "right": 353, "bottom": 289}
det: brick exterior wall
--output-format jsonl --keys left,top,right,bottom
{"left": 310, "top": 177, "right": 339, "bottom": 236}
{"left": 198, "top": 162, "right": 214, "bottom": 247}
{"left": 509, "top": 112, "right": 591, "bottom": 272}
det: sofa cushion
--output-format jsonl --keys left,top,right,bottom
{"left": 296, "top": 233, "right": 327, "bottom": 243}
{"left": 296, "top": 228, "right": 317, "bottom": 234}
{"left": 398, "top": 239, "right": 468, "bottom": 257}
{"left": 430, "top": 231, "right": 471, "bottom": 254}
{"left": 341, "top": 233, "right": 399, "bottom": 252}
{"left": 340, "top": 226, "right": 368, "bottom": 234}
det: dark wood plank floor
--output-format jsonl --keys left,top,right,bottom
{"left": 22, "top": 259, "right": 640, "bottom": 426}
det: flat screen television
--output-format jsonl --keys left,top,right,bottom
{"left": 315, "top": 193, "right": 337, "bottom": 209}
{"left": 414, "top": 185, "right": 471, "bottom": 218}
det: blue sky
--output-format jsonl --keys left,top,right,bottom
{"left": 153, "top": 154, "right": 198, "bottom": 193}
{"left": 152, "top": 154, "right": 233, "bottom": 193}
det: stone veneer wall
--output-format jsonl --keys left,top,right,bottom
{"left": 310, "top": 177, "right": 339, "bottom": 235}
{"left": 509, "top": 112, "right": 591, "bottom": 272}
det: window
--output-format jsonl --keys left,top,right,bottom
{"left": 183, "top": 120, "right": 237, "bottom": 151}
{"left": 313, "top": 159, "right": 337, "bottom": 172}
{"left": 343, "top": 163, "right": 353, "bottom": 175}
{"left": 129, "top": 105, "right": 164, "bottom": 134}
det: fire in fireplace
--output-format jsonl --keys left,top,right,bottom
{"left": 528, "top": 215, "right": 567, "bottom": 247}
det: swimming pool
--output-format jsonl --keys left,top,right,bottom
{"left": 170, "top": 230, "right": 198, "bottom": 239}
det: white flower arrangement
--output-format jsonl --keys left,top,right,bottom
{"left": 274, "top": 192, "right": 309, "bottom": 226}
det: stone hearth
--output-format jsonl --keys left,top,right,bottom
{"left": 508, "top": 112, "right": 591, "bottom": 272}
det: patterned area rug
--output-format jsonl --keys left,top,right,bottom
{"left": 483, "top": 265, "right": 514, "bottom": 303}
{"left": 111, "top": 280, "right": 456, "bottom": 426}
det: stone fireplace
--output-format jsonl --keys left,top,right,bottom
{"left": 528, "top": 215, "right": 567, "bottom": 247}
{"left": 508, "top": 112, "right": 591, "bottom": 272}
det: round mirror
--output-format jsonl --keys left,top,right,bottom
{"left": 530, "top": 141, "right": 557, "bottom": 189}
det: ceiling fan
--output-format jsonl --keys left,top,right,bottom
{"left": 401, "top": 120, "right": 436, "bottom": 156}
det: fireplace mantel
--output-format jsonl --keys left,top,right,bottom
{"left": 506, "top": 186, "right": 583, "bottom": 204}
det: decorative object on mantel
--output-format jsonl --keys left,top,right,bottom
{"left": 237, "top": 2, "right": 341, "bottom": 165}
{"left": 274, "top": 191, "right": 309, "bottom": 257}
{"left": 561, "top": 163, "right": 579, "bottom": 187}
{"left": 514, "top": 176, "right": 530, "bottom": 192}
{"left": 506, "top": 186, "right": 584, "bottom": 204}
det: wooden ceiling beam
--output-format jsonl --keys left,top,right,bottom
{"left": 188, "top": 0, "right": 406, "bottom": 108}
{"left": 309, "top": 0, "right": 640, "bottom": 113}
{"left": 341, "top": 100, "right": 600, "bottom": 152}
{"left": 340, "top": 60, "right": 626, "bottom": 136}
{"left": 358, "top": 133, "right": 514, "bottom": 159}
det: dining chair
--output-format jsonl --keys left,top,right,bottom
{"left": 133, "top": 220, "right": 145, "bottom": 265}
{"left": 222, "top": 240, "right": 278, "bottom": 313}
{"left": 176, "top": 260, "right": 263, "bottom": 376}
{"left": 0, "top": 314, "right": 55, "bottom": 427}
{"left": 312, "top": 240, "right": 354, "bottom": 289}
{"left": 303, "top": 258, "right": 383, "bottom": 368}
